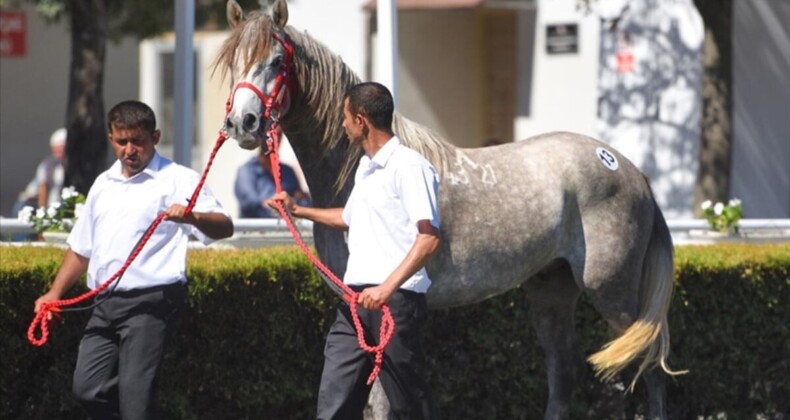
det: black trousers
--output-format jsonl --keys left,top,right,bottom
{"left": 317, "top": 287, "right": 440, "bottom": 420}
{"left": 71, "top": 282, "right": 186, "bottom": 420}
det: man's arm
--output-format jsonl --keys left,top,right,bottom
{"left": 163, "top": 205, "right": 234, "bottom": 240}
{"left": 35, "top": 162, "right": 48, "bottom": 207}
{"left": 34, "top": 249, "right": 89, "bottom": 313}
{"left": 37, "top": 182, "right": 48, "bottom": 208}
{"left": 266, "top": 191, "right": 348, "bottom": 230}
{"left": 357, "top": 220, "right": 440, "bottom": 310}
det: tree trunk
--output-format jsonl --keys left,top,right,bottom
{"left": 64, "top": 0, "right": 110, "bottom": 195}
{"left": 693, "top": 0, "right": 733, "bottom": 213}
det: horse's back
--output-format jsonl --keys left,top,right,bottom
{"left": 427, "top": 131, "right": 657, "bottom": 307}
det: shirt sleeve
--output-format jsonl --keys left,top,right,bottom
{"left": 341, "top": 187, "right": 357, "bottom": 226}
{"left": 179, "top": 170, "right": 231, "bottom": 245}
{"left": 396, "top": 163, "right": 440, "bottom": 229}
{"left": 67, "top": 182, "right": 98, "bottom": 259}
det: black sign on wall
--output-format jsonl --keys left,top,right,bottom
{"left": 546, "top": 23, "right": 578, "bottom": 54}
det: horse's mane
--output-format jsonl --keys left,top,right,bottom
{"left": 213, "top": 12, "right": 456, "bottom": 190}
{"left": 212, "top": 11, "right": 278, "bottom": 84}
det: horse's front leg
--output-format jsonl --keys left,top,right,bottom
{"left": 525, "top": 266, "right": 584, "bottom": 420}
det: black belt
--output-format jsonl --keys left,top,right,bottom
{"left": 105, "top": 282, "right": 185, "bottom": 298}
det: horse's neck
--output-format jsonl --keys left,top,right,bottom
{"left": 281, "top": 129, "right": 353, "bottom": 207}
{"left": 281, "top": 27, "right": 457, "bottom": 207}
{"left": 280, "top": 28, "right": 360, "bottom": 208}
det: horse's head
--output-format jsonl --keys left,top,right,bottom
{"left": 215, "top": 0, "right": 293, "bottom": 150}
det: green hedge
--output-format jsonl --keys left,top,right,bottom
{"left": 1, "top": 243, "right": 788, "bottom": 419}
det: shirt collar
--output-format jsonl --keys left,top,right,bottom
{"left": 108, "top": 152, "right": 165, "bottom": 181}
{"left": 366, "top": 136, "right": 400, "bottom": 170}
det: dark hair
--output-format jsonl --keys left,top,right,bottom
{"left": 107, "top": 100, "right": 157, "bottom": 133}
{"left": 344, "top": 82, "right": 394, "bottom": 131}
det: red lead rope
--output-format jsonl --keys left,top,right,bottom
{"left": 265, "top": 126, "right": 395, "bottom": 385}
{"left": 242, "top": 32, "right": 395, "bottom": 385}
{"left": 27, "top": 133, "right": 228, "bottom": 347}
{"left": 29, "top": 30, "right": 393, "bottom": 385}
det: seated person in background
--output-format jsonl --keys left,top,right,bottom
{"left": 234, "top": 146, "right": 310, "bottom": 218}
{"left": 12, "top": 128, "right": 66, "bottom": 216}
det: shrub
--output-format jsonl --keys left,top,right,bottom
{"left": 1, "top": 243, "right": 788, "bottom": 418}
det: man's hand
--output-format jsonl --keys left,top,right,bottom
{"left": 163, "top": 204, "right": 193, "bottom": 223}
{"left": 32, "top": 249, "right": 89, "bottom": 316}
{"left": 357, "top": 284, "right": 397, "bottom": 310}
{"left": 266, "top": 191, "right": 296, "bottom": 215}
{"left": 34, "top": 290, "right": 62, "bottom": 318}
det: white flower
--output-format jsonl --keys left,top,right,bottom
{"left": 701, "top": 200, "right": 712, "bottom": 210}
{"left": 36, "top": 208, "right": 46, "bottom": 219}
{"left": 729, "top": 198, "right": 741, "bottom": 207}
{"left": 18, "top": 206, "right": 34, "bottom": 223}
{"left": 46, "top": 204, "right": 60, "bottom": 218}
{"left": 61, "top": 186, "right": 78, "bottom": 200}
{"left": 713, "top": 202, "right": 725, "bottom": 216}
{"left": 74, "top": 203, "right": 85, "bottom": 219}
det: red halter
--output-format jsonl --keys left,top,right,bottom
{"left": 225, "top": 32, "right": 295, "bottom": 155}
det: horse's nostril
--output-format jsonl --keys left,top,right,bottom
{"left": 242, "top": 113, "right": 258, "bottom": 132}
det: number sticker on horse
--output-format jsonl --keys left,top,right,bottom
{"left": 596, "top": 147, "right": 619, "bottom": 171}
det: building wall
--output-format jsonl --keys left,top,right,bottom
{"left": 397, "top": 10, "right": 483, "bottom": 148}
{"left": 0, "top": 4, "right": 138, "bottom": 216}
{"left": 482, "top": 10, "right": 517, "bottom": 145}
{"left": 513, "top": 0, "right": 600, "bottom": 141}
{"left": 732, "top": 0, "right": 790, "bottom": 218}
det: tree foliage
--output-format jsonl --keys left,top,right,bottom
{"left": 692, "top": 0, "right": 733, "bottom": 212}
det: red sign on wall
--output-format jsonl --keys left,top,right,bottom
{"left": 0, "top": 12, "right": 26, "bottom": 57}
{"left": 616, "top": 31, "right": 634, "bottom": 74}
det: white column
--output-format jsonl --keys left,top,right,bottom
{"left": 174, "top": 0, "right": 195, "bottom": 168}
{"left": 376, "top": 0, "right": 399, "bottom": 106}
{"left": 138, "top": 40, "right": 162, "bottom": 117}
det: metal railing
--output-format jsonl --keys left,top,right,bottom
{"left": 2, "top": 217, "right": 789, "bottom": 248}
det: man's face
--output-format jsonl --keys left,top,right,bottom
{"left": 108, "top": 124, "right": 160, "bottom": 178}
{"left": 51, "top": 144, "right": 65, "bottom": 160}
{"left": 342, "top": 98, "right": 364, "bottom": 146}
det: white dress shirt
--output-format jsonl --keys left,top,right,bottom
{"left": 67, "top": 152, "right": 229, "bottom": 291}
{"left": 342, "top": 137, "right": 440, "bottom": 293}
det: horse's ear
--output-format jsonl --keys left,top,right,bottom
{"left": 227, "top": 0, "right": 244, "bottom": 28}
{"left": 271, "top": 0, "right": 289, "bottom": 29}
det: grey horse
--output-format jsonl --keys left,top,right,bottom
{"left": 215, "top": 0, "right": 683, "bottom": 418}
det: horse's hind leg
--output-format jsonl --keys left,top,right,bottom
{"left": 525, "top": 262, "right": 584, "bottom": 420}
{"left": 642, "top": 368, "right": 667, "bottom": 419}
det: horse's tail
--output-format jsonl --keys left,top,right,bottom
{"left": 587, "top": 200, "right": 687, "bottom": 390}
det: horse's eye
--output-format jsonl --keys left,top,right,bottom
{"left": 270, "top": 56, "right": 282, "bottom": 68}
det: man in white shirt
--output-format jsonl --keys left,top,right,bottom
{"left": 268, "top": 82, "right": 441, "bottom": 419}
{"left": 34, "top": 100, "right": 233, "bottom": 420}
